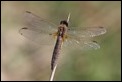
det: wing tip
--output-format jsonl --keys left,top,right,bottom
{"left": 100, "top": 26, "right": 107, "bottom": 34}
{"left": 21, "top": 27, "right": 28, "bottom": 29}
{"left": 19, "top": 27, "right": 28, "bottom": 35}
{"left": 92, "top": 40, "right": 98, "bottom": 43}
{"left": 26, "top": 11, "right": 31, "bottom": 13}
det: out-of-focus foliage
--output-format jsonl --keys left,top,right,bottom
{"left": 1, "top": 1, "right": 121, "bottom": 81}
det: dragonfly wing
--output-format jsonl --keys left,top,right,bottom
{"left": 24, "top": 11, "right": 57, "bottom": 33}
{"left": 19, "top": 11, "right": 58, "bottom": 45}
{"left": 19, "top": 27, "right": 57, "bottom": 45}
{"left": 67, "top": 27, "right": 106, "bottom": 38}
{"left": 63, "top": 37, "right": 100, "bottom": 50}
{"left": 63, "top": 26, "right": 106, "bottom": 50}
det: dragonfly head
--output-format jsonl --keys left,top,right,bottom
{"left": 60, "top": 20, "right": 68, "bottom": 27}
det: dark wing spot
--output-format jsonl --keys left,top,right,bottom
{"left": 19, "top": 27, "right": 28, "bottom": 35}
{"left": 19, "top": 31, "right": 23, "bottom": 35}
{"left": 68, "top": 28, "right": 70, "bottom": 30}
{"left": 26, "top": 11, "right": 31, "bottom": 13}
{"left": 49, "top": 33, "right": 52, "bottom": 35}
{"left": 92, "top": 40, "right": 98, "bottom": 43}
{"left": 21, "top": 27, "right": 28, "bottom": 29}
{"left": 99, "top": 26, "right": 104, "bottom": 28}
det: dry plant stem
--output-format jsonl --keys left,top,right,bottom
{"left": 67, "top": 13, "right": 70, "bottom": 22}
{"left": 49, "top": 13, "right": 71, "bottom": 81}
{"left": 50, "top": 64, "right": 57, "bottom": 81}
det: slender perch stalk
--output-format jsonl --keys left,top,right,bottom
{"left": 50, "top": 13, "right": 71, "bottom": 81}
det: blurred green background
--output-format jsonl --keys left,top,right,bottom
{"left": 1, "top": 1, "right": 121, "bottom": 81}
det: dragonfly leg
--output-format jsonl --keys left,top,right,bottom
{"left": 62, "top": 35, "right": 68, "bottom": 42}
{"left": 53, "top": 32, "right": 58, "bottom": 39}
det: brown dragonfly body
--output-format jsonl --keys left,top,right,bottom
{"left": 51, "top": 21, "right": 68, "bottom": 70}
{"left": 19, "top": 11, "right": 106, "bottom": 81}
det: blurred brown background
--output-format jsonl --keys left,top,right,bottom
{"left": 1, "top": 1, "right": 121, "bottom": 81}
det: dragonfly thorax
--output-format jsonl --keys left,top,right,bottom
{"left": 58, "top": 25, "right": 67, "bottom": 38}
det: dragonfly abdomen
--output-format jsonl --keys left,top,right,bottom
{"left": 51, "top": 35, "right": 63, "bottom": 70}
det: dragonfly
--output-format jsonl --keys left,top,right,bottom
{"left": 19, "top": 11, "right": 106, "bottom": 71}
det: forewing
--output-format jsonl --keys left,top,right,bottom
{"left": 19, "top": 11, "right": 58, "bottom": 45}
{"left": 67, "top": 26, "right": 106, "bottom": 38}
{"left": 24, "top": 11, "right": 57, "bottom": 33}
{"left": 63, "top": 26, "right": 106, "bottom": 50}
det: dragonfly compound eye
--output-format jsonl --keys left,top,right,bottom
{"left": 60, "top": 20, "right": 68, "bottom": 27}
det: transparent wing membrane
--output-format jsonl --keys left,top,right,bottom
{"left": 63, "top": 36, "right": 100, "bottom": 50}
{"left": 19, "top": 11, "right": 58, "bottom": 45}
{"left": 19, "top": 11, "right": 106, "bottom": 50}
{"left": 62, "top": 26, "right": 106, "bottom": 50}
{"left": 24, "top": 11, "right": 57, "bottom": 33}
{"left": 67, "top": 27, "right": 106, "bottom": 38}
{"left": 19, "top": 27, "right": 57, "bottom": 45}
